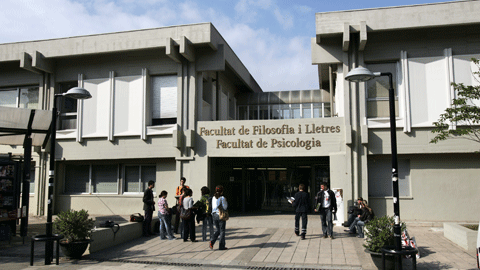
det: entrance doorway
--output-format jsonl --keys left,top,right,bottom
{"left": 210, "top": 157, "right": 329, "bottom": 213}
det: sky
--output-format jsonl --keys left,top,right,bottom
{"left": 0, "top": 0, "right": 453, "bottom": 92}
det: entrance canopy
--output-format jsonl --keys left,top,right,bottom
{"left": 0, "top": 107, "right": 52, "bottom": 147}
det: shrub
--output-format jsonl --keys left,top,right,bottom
{"left": 53, "top": 209, "right": 94, "bottom": 243}
{"left": 363, "top": 215, "right": 405, "bottom": 253}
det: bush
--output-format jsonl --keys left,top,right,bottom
{"left": 363, "top": 215, "right": 405, "bottom": 253}
{"left": 53, "top": 209, "right": 94, "bottom": 243}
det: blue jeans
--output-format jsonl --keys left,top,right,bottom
{"left": 158, "top": 212, "right": 175, "bottom": 239}
{"left": 349, "top": 217, "right": 361, "bottom": 233}
{"left": 202, "top": 215, "right": 214, "bottom": 241}
{"left": 356, "top": 220, "right": 366, "bottom": 238}
{"left": 319, "top": 208, "right": 333, "bottom": 237}
{"left": 211, "top": 213, "right": 226, "bottom": 249}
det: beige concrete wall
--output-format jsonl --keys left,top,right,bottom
{"left": 369, "top": 155, "right": 480, "bottom": 222}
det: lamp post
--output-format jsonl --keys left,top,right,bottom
{"left": 345, "top": 67, "right": 402, "bottom": 252}
{"left": 45, "top": 87, "right": 91, "bottom": 264}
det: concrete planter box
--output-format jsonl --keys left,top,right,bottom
{"left": 443, "top": 222, "right": 477, "bottom": 253}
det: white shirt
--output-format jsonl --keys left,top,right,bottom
{"left": 322, "top": 190, "right": 331, "bottom": 208}
{"left": 212, "top": 196, "right": 228, "bottom": 215}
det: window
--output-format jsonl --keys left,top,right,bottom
{"left": 249, "top": 105, "right": 258, "bottom": 120}
{"left": 368, "top": 159, "right": 410, "bottom": 197}
{"left": 0, "top": 86, "right": 39, "bottom": 109}
{"left": 58, "top": 82, "right": 78, "bottom": 130}
{"left": 238, "top": 105, "right": 248, "bottom": 120}
{"left": 91, "top": 165, "right": 118, "bottom": 193}
{"left": 259, "top": 105, "right": 269, "bottom": 120}
{"left": 366, "top": 63, "right": 399, "bottom": 118}
{"left": 124, "top": 165, "right": 156, "bottom": 193}
{"left": 291, "top": 104, "right": 301, "bottom": 119}
{"left": 302, "top": 104, "right": 312, "bottom": 118}
{"left": 64, "top": 164, "right": 119, "bottom": 194}
{"left": 151, "top": 75, "right": 177, "bottom": 125}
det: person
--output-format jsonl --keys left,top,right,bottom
{"left": 174, "top": 187, "right": 187, "bottom": 234}
{"left": 182, "top": 188, "right": 197, "bottom": 242}
{"left": 290, "top": 183, "right": 310, "bottom": 240}
{"left": 345, "top": 200, "right": 374, "bottom": 238}
{"left": 209, "top": 185, "right": 228, "bottom": 250}
{"left": 343, "top": 197, "right": 364, "bottom": 227}
{"left": 158, "top": 190, "right": 176, "bottom": 240}
{"left": 143, "top": 180, "right": 155, "bottom": 236}
{"left": 197, "top": 186, "right": 214, "bottom": 242}
{"left": 315, "top": 182, "right": 337, "bottom": 239}
{"left": 176, "top": 177, "right": 190, "bottom": 197}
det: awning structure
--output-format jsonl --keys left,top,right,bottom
{"left": 0, "top": 107, "right": 52, "bottom": 147}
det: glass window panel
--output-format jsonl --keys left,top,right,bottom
{"left": 302, "top": 104, "right": 312, "bottom": 118}
{"left": 313, "top": 103, "right": 322, "bottom": 118}
{"left": 125, "top": 166, "right": 140, "bottom": 193}
{"left": 19, "top": 87, "right": 39, "bottom": 109}
{"left": 366, "top": 63, "right": 398, "bottom": 119}
{"left": 270, "top": 105, "right": 280, "bottom": 119}
{"left": 259, "top": 105, "right": 269, "bottom": 120}
{"left": 291, "top": 104, "right": 301, "bottom": 119}
{"left": 0, "top": 89, "right": 18, "bottom": 108}
{"left": 238, "top": 106, "right": 248, "bottom": 120}
{"left": 59, "top": 114, "right": 77, "bottom": 130}
{"left": 249, "top": 105, "right": 258, "bottom": 120}
{"left": 141, "top": 166, "right": 156, "bottom": 191}
{"left": 152, "top": 75, "right": 177, "bottom": 125}
{"left": 367, "top": 100, "right": 399, "bottom": 118}
{"left": 368, "top": 159, "right": 410, "bottom": 197}
{"left": 324, "top": 103, "right": 331, "bottom": 117}
{"left": 279, "top": 104, "right": 290, "bottom": 119}
{"left": 92, "top": 165, "right": 118, "bottom": 193}
{"left": 65, "top": 164, "right": 90, "bottom": 194}
{"left": 29, "top": 166, "right": 35, "bottom": 194}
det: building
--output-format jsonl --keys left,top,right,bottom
{"left": 312, "top": 0, "right": 480, "bottom": 222}
{"left": 0, "top": 1, "right": 479, "bottom": 222}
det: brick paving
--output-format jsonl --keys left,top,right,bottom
{"left": 0, "top": 214, "right": 477, "bottom": 270}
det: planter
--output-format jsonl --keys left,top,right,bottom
{"left": 59, "top": 239, "right": 92, "bottom": 259}
{"left": 365, "top": 248, "right": 395, "bottom": 270}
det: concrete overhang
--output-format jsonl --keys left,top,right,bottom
{"left": 315, "top": 0, "right": 480, "bottom": 44}
{"left": 0, "top": 22, "right": 262, "bottom": 93}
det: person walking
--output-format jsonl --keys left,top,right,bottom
{"left": 209, "top": 185, "right": 228, "bottom": 250}
{"left": 182, "top": 188, "right": 197, "bottom": 242}
{"left": 290, "top": 183, "right": 310, "bottom": 240}
{"left": 143, "top": 180, "right": 155, "bottom": 236}
{"left": 315, "top": 182, "right": 337, "bottom": 239}
{"left": 157, "top": 190, "right": 176, "bottom": 240}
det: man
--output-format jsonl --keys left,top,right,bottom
{"left": 143, "top": 180, "right": 155, "bottom": 236}
{"left": 291, "top": 184, "right": 310, "bottom": 240}
{"left": 343, "top": 197, "right": 364, "bottom": 227}
{"left": 315, "top": 182, "right": 337, "bottom": 239}
{"left": 175, "top": 177, "right": 190, "bottom": 196}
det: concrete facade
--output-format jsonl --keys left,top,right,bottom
{"left": 0, "top": 1, "right": 479, "bottom": 223}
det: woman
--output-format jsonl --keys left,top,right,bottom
{"left": 157, "top": 190, "right": 176, "bottom": 240}
{"left": 355, "top": 201, "right": 374, "bottom": 238}
{"left": 182, "top": 188, "right": 197, "bottom": 242}
{"left": 174, "top": 187, "right": 187, "bottom": 235}
{"left": 209, "top": 185, "right": 228, "bottom": 250}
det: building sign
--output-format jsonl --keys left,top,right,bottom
{"left": 198, "top": 118, "right": 345, "bottom": 157}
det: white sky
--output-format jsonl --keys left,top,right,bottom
{"left": 0, "top": 0, "right": 450, "bottom": 91}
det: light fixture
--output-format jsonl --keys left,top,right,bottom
{"left": 61, "top": 87, "right": 92, "bottom": 99}
{"left": 345, "top": 66, "right": 380, "bottom": 82}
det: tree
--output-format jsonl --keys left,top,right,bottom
{"left": 431, "top": 58, "right": 480, "bottom": 144}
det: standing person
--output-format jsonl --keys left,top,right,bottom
{"left": 197, "top": 186, "right": 214, "bottom": 241}
{"left": 176, "top": 177, "right": 190, "bottom": 197}
{"left": 182, "top": 188, "right": 197, "bottom": 242}
{"left": 315, "top": 182, "right": 337, "bottom": 239}
{"left": 290, "top": 183, "right": 310, "bottom": 240}
{"left": 158, "top": 190, "right": 176, "bottom": 240}
{"left": 174, "top": 177, "right": 189, "bottom": 234}
{"left": 209, "top": 185, "right": 228, "bottom": 250}
{"left": 174, "top": 187, "right": 187, "bottom": 235}
{"left": 143, "top": 180, "right": 155, "bottom": 237}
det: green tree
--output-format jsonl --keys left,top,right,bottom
{"left": 431, "top": 58, "right": 480, "bottom": 144}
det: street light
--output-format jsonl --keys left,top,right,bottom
{"left": 345, "top": 67, "right": 402, "bottom": 252}
{"left": 45, "top": 87, "right": 91, "bottom": 264}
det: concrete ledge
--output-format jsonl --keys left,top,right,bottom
{"left": 443, "top": 222, "right": 477, "bottom": 253}
{"left": 89, "top": 217, "right": 158, "bottom": 253}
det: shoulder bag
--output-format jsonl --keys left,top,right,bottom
{"left": 130, "top": 213, "right": 144, "bottom": 222}
{"left": 218, "top": 197, "right": 229, "bottom": 221}
{"left": 180, "top": 205, "right": 193, "bottom": 220}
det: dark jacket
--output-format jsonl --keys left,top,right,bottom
{"left": 315, "top": 189, "right": 337, "bottom": 212}
{"left": 292, "top": 191, "right": 310, "bottom": 213}
{"left": 359, "top": 208, "right": 374, "bottom": 222}
{"left": 143, "top": 188, "right": 155, "bottom": 211}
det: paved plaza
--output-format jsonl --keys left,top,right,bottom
{"left": 0, "top": 214, "right": 477, "bottom": 270}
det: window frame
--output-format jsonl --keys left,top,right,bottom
{"left": 123, "top": 164, "right": 156, "bottom": 194}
